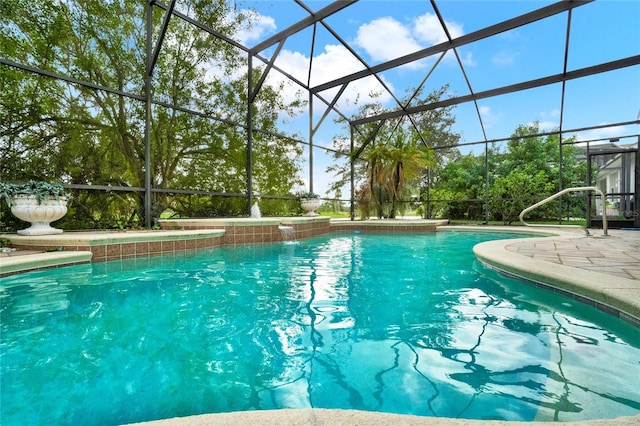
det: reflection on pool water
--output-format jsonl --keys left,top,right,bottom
{"left": 1, "top": 231, "right": 639, "bottom": 425}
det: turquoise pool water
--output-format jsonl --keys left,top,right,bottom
{"left": 1, "top": 231, "right": 639, "bottom": 425}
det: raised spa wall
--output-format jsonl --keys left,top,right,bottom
{"left": 158, "top": 216, "right": 331, "bottom": 246}
{"left": 0, "top": 217, "right": 447, "bottom": 276}
{"left": 157, "top": 217, "right": 447, "bottom": 246}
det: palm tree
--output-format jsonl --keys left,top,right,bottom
{"left": 383, "top": 133, "right": 432, "bottom": 218}
{"left": 359, "top": 130, "right": 433, "bottom": 219}
{"left": 365, "top": 143, "right": 390, "bottom": 218}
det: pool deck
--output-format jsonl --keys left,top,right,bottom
{"left": 2, "top": 221, "right": 640, "bottom": 425}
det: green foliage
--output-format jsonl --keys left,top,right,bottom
{"left": 431, "top": 122, "right": 587, "bottom": 222}
{"left": 297, "top": 192, "right": 320, "bottom": 199}
{"left": 1, "top": 0, "right": 305, "bottom": 230}
{"left": 0, "top": 237, "right": 12, "bottom": 248}
{"left": 59, "top": 191, "right": 143, "bottom": 230}
{"left": 430, "top": 152, "right": 488, "bottom": 220}
{"left": 169, "top": 194, "right": 245, "bottom": 219}
{"left": 489, "top": 170, "right": 554, "bottom": 224}
{"left": 0, "top": 180, "right": 71, "bottom": 207}
{"left": 329, "top": 87, "right": 450, "bottom": 219}
{"left": 488, "top": 123, "right": 585, "bottom": 223}
{"left": 328, "top": 85, "right": 458, "bottom": 219}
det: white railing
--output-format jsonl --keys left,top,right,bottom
{"left": 519, "top": 186, "right": 608, "bottom": 236}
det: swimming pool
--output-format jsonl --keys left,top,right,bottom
{"left": 1, "top": 231, "right": 639, "bottom": 424}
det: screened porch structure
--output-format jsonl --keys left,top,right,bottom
{"left": 1, "top": 0, "right": 639, "bottom": 228}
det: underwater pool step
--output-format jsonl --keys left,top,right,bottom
{"left": 0, "top": 229, "right": 226, "bottom": 275}
{"left": 0, "top": 250, "right": 93, "bottom": 276}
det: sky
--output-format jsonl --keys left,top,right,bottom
{"left": 210, "top": 0, "right": 640, "bottom": 196}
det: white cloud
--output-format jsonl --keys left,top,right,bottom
{"left": 223, "top": 9, "right": 470, "bottom": 116}
{"left": 478, "top": 105, "right": 502, "bottom": 129}
{"left": 479, "top": 105, "right": 492, "bottom": 119}
{"left": 543, "top": 109, "right": 561, "bottom": 118}
{"left": 309, "top": 44, "right": 366, "bottom": 86}
{"left": 232, "top": 10, "right": 276, "bottom": 46}
{"left": 352, "top": 13, "right": 468, "bottom": 69}
{"left": 274, "top": 50, "right": 311, "bottom": 85}
{"left": 527, "top": 110, "right": 561, "bottom": 132}
{"left": 534, "top": 121, "right": 558, "bottom": 132}
{"left": 575, "top": 124, "right": 631, "bottom": 142}
{"left": 492, "top": 50, "right": 517, "bottom": 67}
{"left": 413, "top": 13, "right": 462, "bottom": 44}
{"left": 270, "top": 44, "right": 394, "bottom": 113}
{"left": 354, "top": 17, "right": 422, "bottom": 63}
{"left": 458, "top": 50, "right": 476, "bottom": 67}
{"left": 231, "top": 10, "right": 468, "bottom": 115}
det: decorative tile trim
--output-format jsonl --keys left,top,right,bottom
{"left": 492, "top": 267, "right": 640, "bottom": 328}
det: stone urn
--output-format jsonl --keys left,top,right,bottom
{"left": 300, "top": 198, "right": 322, "bottom": 216}
{"left": 11, "top": 195, "right": 68, "bottom": 235}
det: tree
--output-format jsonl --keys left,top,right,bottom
{"left": 489, "top": 122, "right": 585, "bottom": 223}
{"left": 346, "top": 126, "right": 434, "bottom": 219}
{"left": 1, "top": 0, "right": 305, "bottom": 229}
{"left": 489, "top": 170, "right": 554, "bottom": 224}
{"left": 327, "top": 85, "right": 459, "bottom": 218}
{"left": 430, "top": 151, "right": 491, "bottom": 219}
{"left": 430, "top": 122, "right": 587, "bottom": 223}
{"left": 380, "top": 132, "right": 433, "bottom": 218}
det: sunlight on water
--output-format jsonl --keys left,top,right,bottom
{"left": 1, "top": 232, "right": 639, "bottom": 425}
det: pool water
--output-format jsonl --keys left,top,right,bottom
{"left": 1, "top": 231, "right": 639, "bottom": 425}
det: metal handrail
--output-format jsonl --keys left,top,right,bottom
{"left": 519, "top": 186, "right": 608, "bottom": 236}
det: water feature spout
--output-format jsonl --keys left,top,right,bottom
{"left": 278, "top": 225, "right": 296, "bottom": 242}
{"left": 251, "top": 201, "right": 261, "bottom": 218}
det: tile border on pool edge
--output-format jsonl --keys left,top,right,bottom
{"left": 473, "top": 235, "right": 640, "bottom": 326}
{"left": 484, "top": 262, "right": 640, "bottom": 329}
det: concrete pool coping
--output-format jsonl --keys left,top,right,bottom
{"left": 469, "top": 226, "right": 640, "bottom": 325}
{"left": 126, "top": 408, "right": 640, "bottom": 425}
{"left": 0, "top": 249, "right": 93, "bottom": 275}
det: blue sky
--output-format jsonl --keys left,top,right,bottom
{"left": 222, "top": 0, "right": 640, "bottom": 196}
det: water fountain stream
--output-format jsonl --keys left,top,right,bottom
{"left": 278, "top": 225, "right": 296, "bottom": 242}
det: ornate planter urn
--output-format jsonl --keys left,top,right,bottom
{"left": 11, "top": 195, "right": 68, "bottom": 235}
{"left": 300, "top": 198, "right": 322, "bottom": 216}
